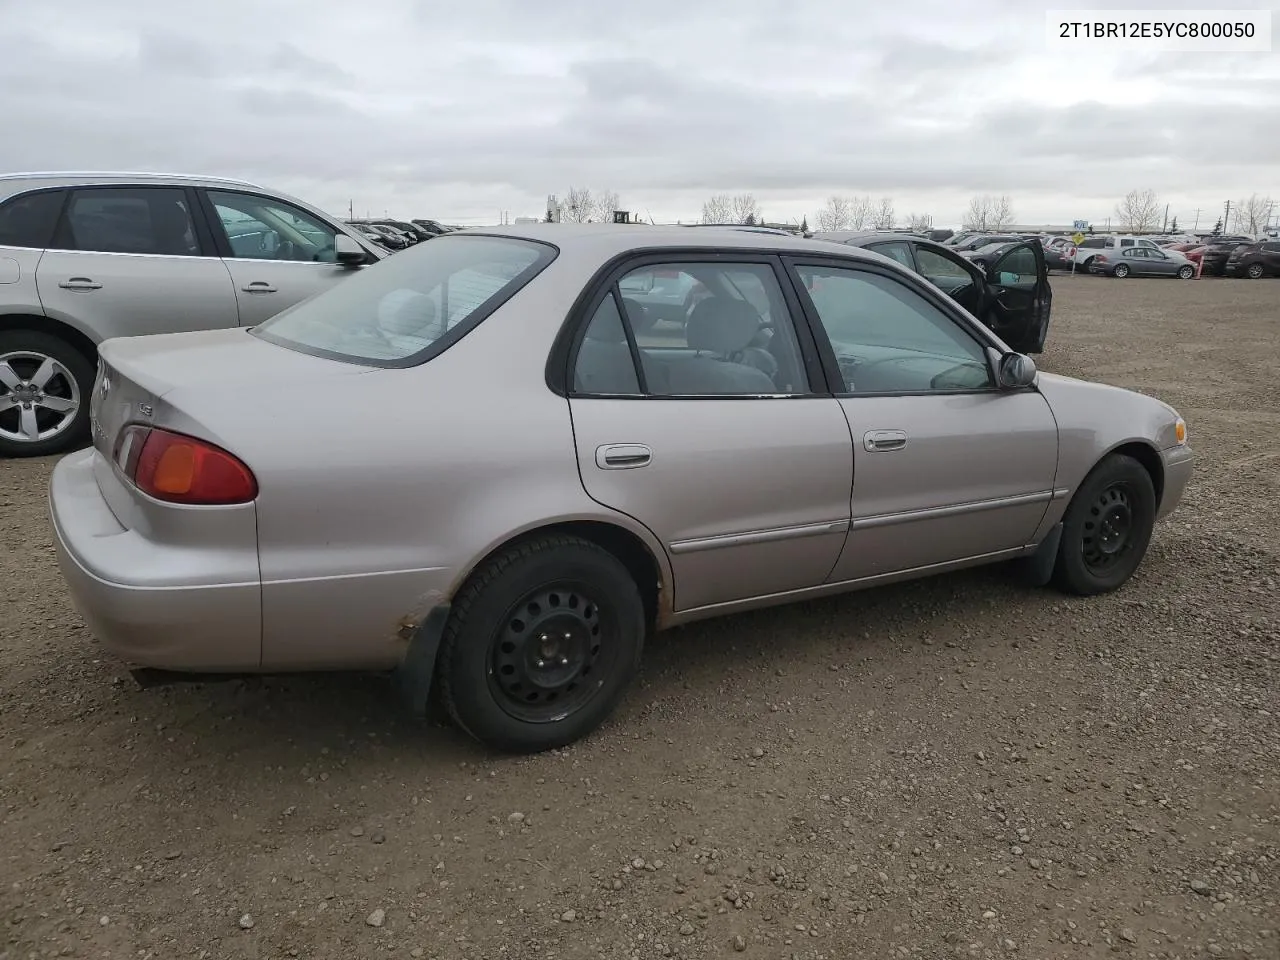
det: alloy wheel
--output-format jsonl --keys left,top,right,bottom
{"left": 0, "top": 351, "right": 81, "bottom": 445}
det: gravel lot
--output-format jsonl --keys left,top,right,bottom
{"left": 2, "top": 274, "right": 1277, "bottom": 960}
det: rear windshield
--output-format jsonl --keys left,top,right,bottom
{"left": 251, "top": 234, "right": 556, "bottom": 366}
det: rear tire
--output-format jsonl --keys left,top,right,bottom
{"left": 1052, "top": 454, "right": 1156, "bottom": 596}
{"left": 437, "top": 535, "right": 645, "bottom": 753}
{"left": 1245, "top": 262, "right": 1265, "bottom": 279}
{"left": 0, "top": 330, "right": 95, "bottom": 459}
{"left": 1112, "top": 263, "right": 1130, "bottom": 278}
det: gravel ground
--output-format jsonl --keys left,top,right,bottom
{"left": 2, "top": 274, "right": 1277, "bottom": 960}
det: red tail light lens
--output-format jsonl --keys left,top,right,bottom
{"left": 116, "top": 426, "right": 257, "bottom": 505}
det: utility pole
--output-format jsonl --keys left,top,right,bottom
{"left": 1162, "top": 203, "right": 1169, "bottom": 233}
{"left": 1192, "top": 208, "right": 1201, "bottom": 232}
{"left": 1223, "top": 199, "right": 1232, "bottom": 233}
{"left": 348, "top": 199, "right": 353, "bottom": 220}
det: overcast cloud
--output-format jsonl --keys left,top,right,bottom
{"left": 1, "top": 0, "right": 1276, "bottom": 227}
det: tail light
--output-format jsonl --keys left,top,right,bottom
{"left": 113, "top": 425, "right": 257, "bottom": 505}
{"left": 1095, "top": 254, "right": 1108, "bottom": 262}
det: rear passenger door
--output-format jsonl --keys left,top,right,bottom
{"left": 199, "top": 189, "right": 372, "bottom": 327}
{"left": 35, "top": 185, "right": 239, "bottom": 341}
{"left": 567, "top": 255, "right": 854, "bottom": 612}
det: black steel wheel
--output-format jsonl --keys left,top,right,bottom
{"left": 437, "top": 535, "right": 646, "bottom": 753}
{"left": 487, "top": 583, "right": 616, "bottom": 724}
{"left": 1052, "top": 453, "right": 1156, "bottom": 595}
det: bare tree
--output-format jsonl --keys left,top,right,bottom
{"left": 593, "top": 189, "right": 620, "bottom": 223}
{"left": 730, "top": 193, "right": 762, "bottom": 225}
{"left": 989, "top": 195, "right": 1014, "bottom": 229}
{"left": 1114, "top": 188, "right": 1161, "bottom": 232}
{"left": 700, "top": 194, "right": 735, "bottom": 224}
{"left": 816, "top": 195, "right": 852, "bottom": 232}
{"left": 562, "top": 186, "right": 594, "bottom": 223}
{"left": 1234, "top": 193, "right": 1275, "bottom": 236}
{"left": 906, "top": 212, "right": 932, "bottom": 233}
{"left": 873, "top": 197, "right": 895, "bottom": 230}
{"left": 849, "top": 195, "right": 875, "bottom": 229}
{"left": 964, "top": 194, "right": 1015, "bottom": 231}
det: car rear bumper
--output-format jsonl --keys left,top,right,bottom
{"left": 1157, "top": 444, "right": 1193, "bottom": 521}
{"left": 48, "top": 449, "right": 262, "bottom": 671}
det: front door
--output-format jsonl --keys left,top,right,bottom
{"left": 911, "top": 242, "right": 985, "bottom": 317}
{"left": 567, "top": 257, "right": 853, "bottom": 612}
{"left": 200, "top": 189, "right": 367, "bottom": 327}
{"left": 784, "top": 258, "right": 1059, "bottom": 583}
{"left": 982, "top": 242, "right": 1052, "bottom": 353}
{"left": 35, "top": 185, "right": 239, "bottom": 339}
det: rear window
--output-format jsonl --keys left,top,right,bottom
{"left": 251, "top": 234, "right": 556, "bottom": 367}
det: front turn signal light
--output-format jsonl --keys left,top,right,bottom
{"left": 1174, "top": 418, "right": 1187, "bottom": 445}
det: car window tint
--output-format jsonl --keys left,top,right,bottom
{"left": 573, "top": 293, "right": 641, "bottom": 395}
{"left": 581, "top": 262, "right": 808, "bottom": 397}
{"left": 57, "top": 187, "right": 200, "bottom": 256}
{"left": 0, "top": 190, "right": 64, "bottom": 249}
{"left": 252, "top": 235, "right": 553, "bottom": 365}
{"left": 915, "top": 247, "right": 972, "bottom": 280}
{"left": 992, "top": 246, "right": 1038, "bottom": 286}
{"left": 866, "top": 241, "right": 913, "bottom": 269}
{"left": 208, "top": 190, "right": 339, "bottom": 263}
{"left": 796, "top": 265, "right": 993, "bottom": 395}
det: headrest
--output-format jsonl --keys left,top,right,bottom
{"left": 376, "top": 288, "right": 440, "bottom": 339}
{"left": 585, "top": 297, "right": 632, "bottom": 343}
{"left": 686, "top": 298, "right": 760, "bottom": 354}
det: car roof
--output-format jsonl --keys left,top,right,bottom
{"left": 453, "top": 223, "right": 890, "bottom": 263}
{"left": 0, "top": 170, "right": 261, "bottom": 201}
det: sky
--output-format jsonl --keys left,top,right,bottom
{"left": 1, "top": 0, "right": 1277, "bottom": 228}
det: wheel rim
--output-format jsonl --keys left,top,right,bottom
{"left": 1247, "top": 264, "right": 1263, "bottom": 278}
{"left": 1114, "top": 265, "right": 1128, "bottom": 277}
{"left": 487, "top": 582, "right": 617, "bottom": 724}
{"left": 0, "top": 351, "right": 81, "bottom": 444}
{"left": 1081, "top": 482, "right": 1136, "bottom": 575}
{"left": 1179, "top": 266, "right": 1194, "bottom": 278}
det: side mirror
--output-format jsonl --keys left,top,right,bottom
{"left": 996, "top": 351, "right": 1037, "bottom": 389}
{"left": 334, "top": 233, "right": 367, "bottom": 266}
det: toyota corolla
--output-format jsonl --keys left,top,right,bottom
{"left": 49, "top": 225, "right": 1193, "bottom": 753}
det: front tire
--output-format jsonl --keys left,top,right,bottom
{"left": 1052, "top": 454, "right": 1157, "bottom": 596}
{"left": 437, "top": 535, "right": 646, "bottom": 753}
{"left": 0, "top": 331, "right": 95, "bottom": 459}
{"left": 1177, "top": 264, "right": 1195, "bottom": 279}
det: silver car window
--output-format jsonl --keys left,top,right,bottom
{"left": 252, "top": 235, "right": 555, "bottom": 366}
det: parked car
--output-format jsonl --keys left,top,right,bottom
{"left": 1192, "top": 236, "right": 1253, "bottom": 276}
{"left": 0, "top": 171, "right": 387, "bottom": 457}
{"left": 1225, "top": 240, "right": 1280, "bottom": 278}
{"left": 813, "top": 231, "right": 1052, "bottom": 353}
{"left": 1088, "top": 246, "right": 1196, "bottom": 279}
{"left": 1040, "top": 238, "right": 1075, "bottom": 271}
{"left": 1070, "top": 235, "right": 1162, "bottom": 270}
{"left": 369, "top": 218, "right": 434, "bottom": 243}
{"left": 412, "top": 219, "right": 453, "bottom": 236}
{"left": 348, "top": 222, "right": 397, "bottom": 251}
{"left": 48, "top": 225, "right": 1192, "bottom": 752}
{"left": 950, "top": 233, "right": 1026, "bottom": 252}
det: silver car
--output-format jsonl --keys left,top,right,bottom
{"left": 1089, "top": 246, "right": 1197, "bottom": 279}
{"left": 0, "top": 171, "right": 385, "bottom": 457}
{"left": 48, "top": 225, "right": 1193, "bottom": 753}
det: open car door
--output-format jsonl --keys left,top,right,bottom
{"left": 982, "top": 242, "right": 1052, "bottom": 354}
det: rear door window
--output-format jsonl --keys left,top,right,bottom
{"left": 55, "top": 187, "right": 202, "bottom": 256}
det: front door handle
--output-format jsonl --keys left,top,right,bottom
{"left": 596, "top": 443, "right": 652, "bottom": 469}
{"left": 241, "top": 281, "right": 278, "bottom": 294}
{"left": 863, "top": 429, "right": 908, "bottom": 452}
{"left": 58, "top": 277, "right": 102, "bottom": 290}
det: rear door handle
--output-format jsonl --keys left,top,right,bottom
{"left": 596, "top": 443, "right": 651, "bottom": 469}
{"left": 241, "top": 281, "right": 278, "bottom": 294}
{"left": 863, "top": 429, "right": 908, "bottom": 452}
{"left": 58, "top": 277, "right": 101, "bottom": 290}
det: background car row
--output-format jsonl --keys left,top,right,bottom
{"left": 344, "top": 217, "right": 457, "bottom": 251}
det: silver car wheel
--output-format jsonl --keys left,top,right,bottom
{"left": 0, "top": 350, "right": 82, "bottom": 444}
